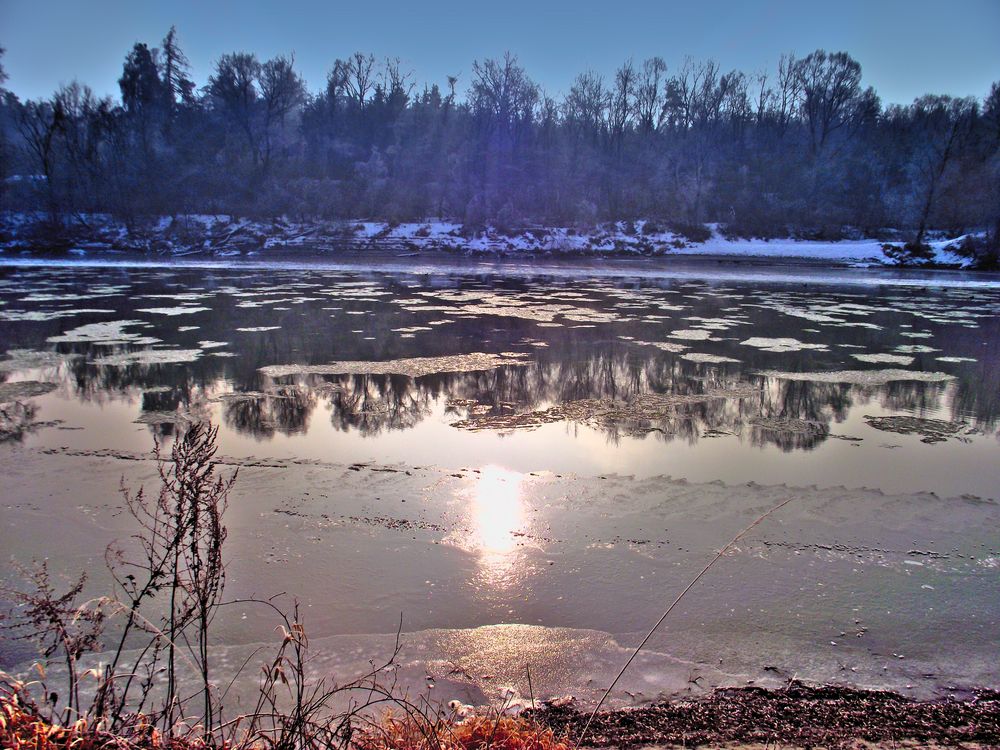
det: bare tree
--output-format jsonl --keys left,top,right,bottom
{"left": 565, "top": 70, "right": 607, "bottom": 141}
{"left": 635, "top": 57, "right": 667, "bottom": 134}
{"left": 382, "top": 57, "right": 414, "bottom": 101}
{"left": 752, "top": 69, "right": 771, "bottom": 126}
{"left": 208, "top": 52, "right": 262, "bottom": 166}
{"left": 345, "top": 52, "right": 376, "bottom": 110}
{"left": 773, "top": 53, "right": 802, "bottom": 136}
{"left": 984, "top": 82, "right": 1000, "bottom": 249}
{"left": 693, "top": 60, "right": 725, "bottom": 125}
{"left": 51, "top": 82, "right": 104, "bottom": 213}
{"left": 16, "top": 98, "right": 65, "bottom": 219}
{"left": 259, "top": 54, "right": 307, "bottom": 173}
{"left": 470, "top": 52, "right": 539, "bottom": 147}
{"left": 606, "top": 59, "right": 636, "bottom": 153}
{"left": 794, "top": 50, "right": 862, "bottom": 155}
{"left": 907, "top": 95, "right": 977, "bottom": 247}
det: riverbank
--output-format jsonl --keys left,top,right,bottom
{"left": 530, "top": 681, "right": 1000, "bottom": 748}
{"left": 0, "top": 212, "right": 986, "bottom": 269}
{"left": 3, "top": 684, "right": 998, "bottom": 749}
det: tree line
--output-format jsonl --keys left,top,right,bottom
{"left": 0, "top": 29, "right": 998, "bottom": 250}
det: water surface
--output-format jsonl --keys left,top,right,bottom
{"left": 2, "top": 259, "right": 999, "bottom": 704}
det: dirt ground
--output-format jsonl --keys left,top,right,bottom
{"left": 530, "top": 682, "right": 1000, "bottom": 748}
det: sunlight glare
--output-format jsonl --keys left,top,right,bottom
{"left": 471, "top": 465, "right": 525, "bottom": 577}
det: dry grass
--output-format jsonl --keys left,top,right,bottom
{"left": 0, "top": 693, "right": 571, "bottom": 750}
{"left": 354, "top": 712, "right": 573, "bottom": 750}
{"left": 0, "top": 692, "right": 207, "bottom": 750}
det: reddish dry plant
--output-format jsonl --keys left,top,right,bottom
{"left": 0, "top": 690, "right": 218, "bottom": 750}
{"left": 355, "top": 713, "right": 573, "bottom": 750}
{"left": 2, "top": 693, "right": 572, "bottom": 750}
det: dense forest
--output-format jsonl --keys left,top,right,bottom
{"left": 0, "top": 29, "right": 998, "bottom": 253}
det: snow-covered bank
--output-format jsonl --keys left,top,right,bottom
{"left": 0, "top": 212, "right": 986, "bottom": 269}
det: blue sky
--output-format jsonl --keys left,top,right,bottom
{"left": 2, "top": 0, "right": 998, "bottom": 105}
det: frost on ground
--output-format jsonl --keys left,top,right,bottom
{"left": 0, "top": 212, "right": 985, "bottom": 268}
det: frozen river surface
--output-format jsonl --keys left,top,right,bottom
{"left": 1, "top": 258, "right": 998, "bottom": 707}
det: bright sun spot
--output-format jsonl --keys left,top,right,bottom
{"left": 471, "top": 465, "right": 525, "bottom": 577}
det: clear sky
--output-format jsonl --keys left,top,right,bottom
{"left": 1, "top": 0, "right": 998, "bottom": 105}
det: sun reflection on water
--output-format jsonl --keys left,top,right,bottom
{"left": 470, "top": 465, "right": 525, "bottom": 585}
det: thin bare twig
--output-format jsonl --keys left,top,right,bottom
{"left": 579, "top": 495, "right": 796, "bottom": 744}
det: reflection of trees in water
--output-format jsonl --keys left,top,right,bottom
{"left": 950, "top": 355, "right": 1000, "bottom": 434}
{"left": 9, "top": 266, "right": 1000, "bottom": 448}
{"left": 22, "top": 334, "right": 994, "bottom": 451}
{"left": 246, "top": 353, "right": 957, "bottom": 452}
{"left": 444, "top": 347, "right": 860, "bottom": 451}
{"left": 58, "top": 343, "right": 229, "bottom": 409}
{"left": 241, "top": 373, "right": 434, "bottom": 437}
{"left": 761, "top": 378, "right": 852, "bottom": 424}
{"left": 748, "top": 426, "right": 815, "bottom": 452}
{"left": 880, "top": 380, "right": 948, "bottom": 416}
{"left": 221, "top": 386, "right": 317, "bottom": 439}
{"left": 954, "top": 374, "right": 1000, "bottom": 437}
{"left": 326, "top": 374, "right": 432, "bottom": 436}
{"left": 748, "top": 378, "right": 851, "bottom": 451}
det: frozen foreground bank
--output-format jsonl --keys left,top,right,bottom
{"left": 3, "top": 446, "right": 998, "bottom": 706}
